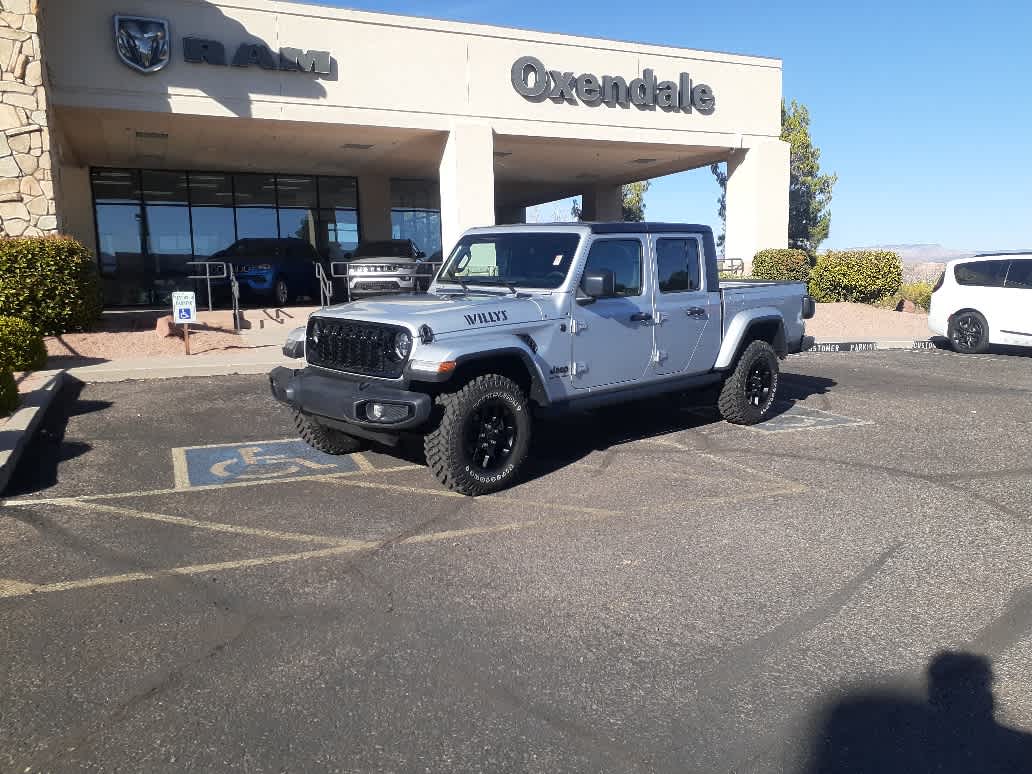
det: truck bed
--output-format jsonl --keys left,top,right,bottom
{"left": 719, "top": 280, "right": 809, "bottom": 351}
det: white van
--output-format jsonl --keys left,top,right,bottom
{"left": 928, "top": 253, "right": 1032, "bottom": 353}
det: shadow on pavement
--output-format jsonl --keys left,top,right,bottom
{"left": 520, "top": 372, "right": 837, "bottom": 484}
{"left": 802, "top": 651, "right": 1032, "bottom": 773}
{"left": 6, "top": 377, "right": 109, "bottom": 497}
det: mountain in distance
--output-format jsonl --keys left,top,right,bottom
{"left": 849, "top": 244, "right": 983, "bottom": 265}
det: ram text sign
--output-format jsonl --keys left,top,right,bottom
{"left": 510, "top": 56, "right": 715, "bottom": 114}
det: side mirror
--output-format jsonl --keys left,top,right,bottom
{"left": 582, "top": 270, "right": 616, "bottom": 299}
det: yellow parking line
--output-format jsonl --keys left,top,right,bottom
{"left": 0, "top": 464, "right": 423, "bottom": 507}
{"left": 350, "top": 452, "right": 376, "bottom": 473}
{"left": 324, "top": 478, "right": 623, "bottom": 517}
{"left": 0, "top": 481, "right": 807, "bottom": 601}
{"left": 71, "top": 501, "right": 346, "bottom": 546}
{"left": 0, "top": 543, "right": 375, "bottom": 600}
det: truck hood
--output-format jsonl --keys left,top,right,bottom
{"left": 315, "top": 292, "right": 553, "bottom": 334}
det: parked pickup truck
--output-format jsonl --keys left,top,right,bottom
{"left": 270, "top": 223, "right": 815, "bottom": 495}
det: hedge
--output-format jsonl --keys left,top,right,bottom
{"left": 0, "top": 316, "right": 47, "bottom": 371}
{"left": 751, "top": 249, "right": 811, "bottom": 282}
{"left": 900, "top": 281, "right": 933, "bottom": 311}
{"left": 0, "top": 366, "right": 16, "bottom": 416}
{"left": 0, "top": 236, "right": 102, "bottom": 335}
{"left": 808, "top": 250, "right": 902, "bottom": 304}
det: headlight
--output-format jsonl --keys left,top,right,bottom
{"left": 394, "top": 330, "right": 413, "bottom": 360}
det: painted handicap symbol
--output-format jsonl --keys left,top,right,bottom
{"left": 174, "top": 439, "right": 360, "bottom": 488}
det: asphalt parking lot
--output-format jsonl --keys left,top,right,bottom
{"left": 3, "top": 348, "right": 1032, "bottom": 773}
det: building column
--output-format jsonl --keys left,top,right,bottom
{"left": 0, "top": 0, "right": 61, "bottom": 237}
{"left": 439, "top": 123, "right": 495, "bottom": 254}
{"left": 357, "top": 175, "right": 391, "bottom": 242}
{"left": 724, "top": 140, "right": 790, "bottom": 271}
{"left": 579, "top": 185, "right": 623, "bottom": 221}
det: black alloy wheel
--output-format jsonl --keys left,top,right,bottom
{"left": 745, "top": 360, "right": 774, "bottom": 408}
{"left": 949, "top": 311, "right": 989, "bottom": 354}
{"left": 464, "top": 398, "right": 518, "bottom": 472}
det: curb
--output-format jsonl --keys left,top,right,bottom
{"left": 63, "top": 356, "right": 299, "bottom": 383}
{"left": 803, "top": 339, "right": 940, "bottom": 353}
{"left": 0, "top": 370, "right": 65, "bottom": 494}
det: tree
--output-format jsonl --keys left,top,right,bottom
{"left": 781, "top": 99, "right": 837, "bottom": 253}
{"left": 571, "top": 181, "right": 651, "bottom": 221}
{"left": 709, "top": 162, "right": 727, "bottom": 250}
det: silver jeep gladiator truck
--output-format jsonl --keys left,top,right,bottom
{"left": 271, "top": 223, "right": 815, "bottom": 495}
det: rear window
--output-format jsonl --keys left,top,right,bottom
{"left": 954, "top": 260, "right": 1008, "bottom": 288}
{"left": 1005, "top": 259, "right": 1032, "bottom": 290}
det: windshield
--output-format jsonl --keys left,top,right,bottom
{"left": 353, "top": 241, "right": 414, "bottom": 258}
{"left": 439, "top": 233, "right": 581, "bottom": 289}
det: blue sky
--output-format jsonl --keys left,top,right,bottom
{"left": 329, "top": 0, "right": 1030, "bottom": 250}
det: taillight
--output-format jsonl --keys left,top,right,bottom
{"left": 932, "top": 271, "right": 945, "bottom": 292}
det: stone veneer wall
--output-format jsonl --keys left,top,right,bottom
{"left": 0, "top": 0, "right": 59, "bottom": 237}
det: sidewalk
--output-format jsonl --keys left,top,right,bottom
{"left": 60, "top": 347, "right": 302, "bottom": 383}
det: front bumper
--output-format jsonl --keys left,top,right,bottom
{"left": 269, "top": 366, "right": 432, "bottom": 433}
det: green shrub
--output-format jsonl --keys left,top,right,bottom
{"left": 0, "top": 315, "right": 47, "bottom": 371}
{"left": 808, "top": 250, "right": 902, "bottom": 304}
{"left": 0, "top": 366, "right": 17, "bottom": 416}
{"left": 0, "top": 236, "right": 102, "bottom": 335}
{"left": 900, "top": 281, "right": 933, "bottom": 311}
{"left": 751, "top": 248, "right": 812, "bottom": 282}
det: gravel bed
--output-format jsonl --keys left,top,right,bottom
{"left": 807, "top": 302, "right": 932, "bottom": 341}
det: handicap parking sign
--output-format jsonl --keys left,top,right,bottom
{"left": 172, "top": 291, "right": 196, "bottom": 324}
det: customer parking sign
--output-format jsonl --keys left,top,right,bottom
{"left": 172, "top": 292, "right": 196, "bottom": 323}
{"left": 172, "top": 292, "right": 197, "bottom": 323}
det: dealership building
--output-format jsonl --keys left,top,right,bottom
{"left": 0, "top": 0, "right": 789, "bottom": 306}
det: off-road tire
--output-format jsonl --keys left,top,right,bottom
{"left": 294, "top": 410, "right": 365, "bottom": 454}
{"left": 948, "top": 310, "right": 990, "bottom": 354}
{"left": 424, "top": 374, "right": 532, "bottom": 496}
{"left": 717, "top": 339, "right": 780, "bottom": 425}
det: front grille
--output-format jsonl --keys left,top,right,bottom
{"left": 306, "top": 318, "right": 406, "bottom": 378}
{"left": 354, "top": 281, "right": 401, "bottom": 292}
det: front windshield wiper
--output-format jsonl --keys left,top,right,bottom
{"left": 439, "top": 273, "right": 470, "bottom": 293}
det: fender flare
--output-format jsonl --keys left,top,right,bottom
{"left": 450, "top": 345, "right": 552, "bottom": 406}
{"left": 714, "top": 308, "right": 786, "bottom": 370}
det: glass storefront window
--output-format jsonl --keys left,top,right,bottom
{"left": 276, "top": 176, "right": 316, "bottom": 208}
{"left": 318, "top": 209, "right": 359, "bottom": 259}
{"left": 191, "top": 207, "right": 236, "bottom": 257}
{"left": 92, "top": 169, "right": 141, "bottom": 204}
{"left": 188, "top": 172, "right": 234, "bottom": 206}
{"left": 235, "top": 207, "right": 279, "bottom": 239}
{"left": 318, "top": 176, "right": 358, "bottom": 209}
{"left": 141, "top": 170, "right": 188, "bottom": 204}
{"left": 90, "top": 169, "right": 360, "bottom": 306}
{"left": 233, "top": 174, "right": 276, "bottom": 206}
{"left": 392, "top": 209, "right": 442, "bottom": 258}
{"left": 390, "top": 178, "right": 441, "bottom": 258}
{"left": 279, "top": 208, "right": 317, "bottom": 245}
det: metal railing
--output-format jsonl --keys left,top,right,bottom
{"left": 717, "top": 257, "right": 745, "bottom": 277}
{"left": 186, "top": 260, "right": 241, "bottom": 330}
{"left": 314, "top": 262, "right": 334, "bottom": 307}
{"left": 186, "top": 260, "right": 228, "bottom": 312}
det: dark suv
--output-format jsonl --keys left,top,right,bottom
{"left": 212, "top": 237, "right": 322, "bottom": 306}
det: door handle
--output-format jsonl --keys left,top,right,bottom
{"left": 685, "top": 307, "right": 707, "bottom": 318}
{"left": 630, "top": 312, "right": 653, "bottom": 323}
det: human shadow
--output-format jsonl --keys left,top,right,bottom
{"left": 803, "top": 651, "right": 1032, "bottom": 773}
{"left": 5, "top": 378, "right": 109, "bottom": 497}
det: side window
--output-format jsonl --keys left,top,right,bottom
{"left": 1005, "top": 259, "right": 1032, "bottom": 290}
{"left": 656, "top": 238, "right": 702, "bottom": 293}
{"left": 954, "top": 260, "right": 1008, "bottom": 287}
{"left": 581, "top": 239, "right": 643, "bottom": 297}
